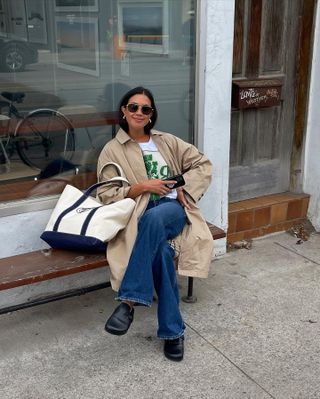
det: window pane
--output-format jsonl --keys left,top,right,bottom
{"left": 0, "top": 0, "right": 196, "bottom": 202}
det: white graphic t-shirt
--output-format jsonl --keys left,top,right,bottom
{"left": 139, "top": 138, "right": 177, "bottom": 201}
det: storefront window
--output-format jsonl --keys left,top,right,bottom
{"left": 0, "top": 0, "right": 196, "bottom": 203}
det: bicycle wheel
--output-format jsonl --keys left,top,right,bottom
{"left": 15, "top": 109, "right": 75, "bottom": 170}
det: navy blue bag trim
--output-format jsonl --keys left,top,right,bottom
{"left": 80, "top": 206, "right": 101, "bottom": 235}
{"left": 40, "top": 231, "right": 106, "bottom": 253}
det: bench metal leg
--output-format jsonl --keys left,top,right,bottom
{"left": 0, "top": 282, "right": 111, "bottom": 315}
{"left": 182, "top": 277, "right": 197, "bottom": 303}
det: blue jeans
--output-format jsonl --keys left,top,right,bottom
{"left": 116, "top": 198, "right": 187, "bottom": 339}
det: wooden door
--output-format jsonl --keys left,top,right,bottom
{"left": 229, "top": 0, "right": 312, "bottom": 201}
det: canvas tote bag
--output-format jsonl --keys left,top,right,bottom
{"left": 40, "top": 162, "right": 136, "bottom": 252}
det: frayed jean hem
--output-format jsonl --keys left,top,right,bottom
{"left": 157, "top": 329, "right": 185, "bottom": 340}
{"left": 115, "top": 296, "right": 152, "bottom": 308}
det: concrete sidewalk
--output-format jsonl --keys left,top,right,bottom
{"left": 0, "top": 232, "right": 319, "bottom": 399}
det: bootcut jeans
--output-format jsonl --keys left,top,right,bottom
{"left": 116, "top": 197, "right": 187, "bottom": 339}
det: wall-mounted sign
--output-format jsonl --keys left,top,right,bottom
{"left": 232, "top": 79, "right": 283, "bottom": 109}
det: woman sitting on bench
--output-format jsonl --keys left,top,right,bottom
{"left": 97, "top": 86, "right": 213, "bottom": 361}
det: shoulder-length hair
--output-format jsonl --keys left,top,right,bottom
{"left": 118, "top": 86, "right": 158, "bottom": 134}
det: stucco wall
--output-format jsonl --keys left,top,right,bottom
{"left": 0, "top": 210, "right": 50, "bottom": 258}
{"left": 303, "top": 1, "right": 320, "bottom": 231}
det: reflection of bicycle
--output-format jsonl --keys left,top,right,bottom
{"left": 0, "top": 91, "right": 75, "bottom": 171}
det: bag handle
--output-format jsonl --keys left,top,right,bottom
{"left": 52, "top": 162, "right": 130, "bottom": 231}
{"left": 83, "top": 178, "right": 128, "bottom": 197}
{"left": 84, "top": 161, "right": 130, "bottom": 197}
{"left": 98, "top": 161, "right": 126, "bottom": 181}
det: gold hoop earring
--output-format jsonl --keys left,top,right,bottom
{"left": 149, "top": 119, "right": 152, "bottom": 123}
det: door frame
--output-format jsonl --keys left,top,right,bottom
{"left": 291, "top": 0, "right": 317, "bottom": 193}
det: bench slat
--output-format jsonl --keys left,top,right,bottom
{"left": 207, "top": 223, "right": 226, "bottom": 240}
{"left": 0, "top": 249, "right": 107, "bottom": 290}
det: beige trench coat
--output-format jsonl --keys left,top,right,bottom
{"left": 97, "top": 128, "right": 214, "bottom": 291}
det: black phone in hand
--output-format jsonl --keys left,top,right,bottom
{"left": 162, "top": 174, "right": 185, "bottom": 189}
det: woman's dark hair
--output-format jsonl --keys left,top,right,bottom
{"left": 118, "top": 86, "right": 158, "bottom": 134}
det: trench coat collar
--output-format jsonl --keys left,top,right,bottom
{"left": 116, "top": 128, "right": 163, "bottom": 144}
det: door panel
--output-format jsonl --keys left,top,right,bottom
{"left": 261, "top": 1, "right": 287, "bottom": 73}
{"left": 232, "top": 0, "right": 246, "bottom": 76}
{"left": 256, "top": 107, "right": 279, "bottom": 160}
{"left": 229, "top": 0, "right": 303, "bottom": 201}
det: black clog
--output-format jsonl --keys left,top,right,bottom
{"left": 164, "top": 336, "right": 184, "bottom": 361}
{"left": 105, "top": 303, "right": 134, "bottom": 335}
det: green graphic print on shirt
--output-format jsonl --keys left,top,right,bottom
{"left": 143, "top": 153, "right": 170, "bottom": 200}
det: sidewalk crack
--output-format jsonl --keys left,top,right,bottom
{"left": 274, "top": 242, "right": 320, "bottom": 266}
{"left": 185, "top": 322, "right": 276, "bottom": 399}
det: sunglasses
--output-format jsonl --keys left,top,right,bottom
{"left": 125, "top": 103, "right": 153, "bottom": 115}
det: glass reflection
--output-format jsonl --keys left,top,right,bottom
{"left": 0, "top": 0, "right": 196, "bottom": 202}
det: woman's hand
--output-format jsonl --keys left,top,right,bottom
{"left": 176, "top": 187, "right": 191, "bottom": 210}
{"left": 127, "top": 179, "right": 176, "bottom": 199}
{"left": 127, "top": 180, "right": 191, "bottom": 209}
{"left": 142, "top": 179, "right": 176, "bottom": 196}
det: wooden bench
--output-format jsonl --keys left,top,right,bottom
{"left": 0, "top": 224, "right": 226, "bottom": 314}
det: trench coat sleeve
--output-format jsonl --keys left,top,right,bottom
{"left": 173, "top": 136, "right": 212, "bottom": 203}
{"left": 96, "top": 147, "right": 131, "bottom": 205}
